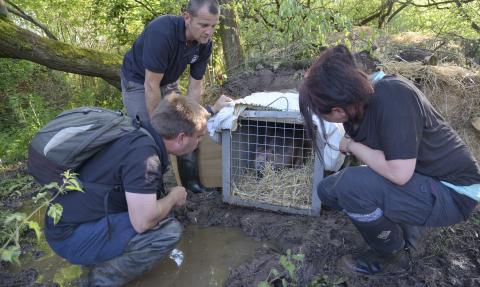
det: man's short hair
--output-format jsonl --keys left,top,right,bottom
{"left": 187, "top": 0, "right": 219, "bottom": 16}
{"left": 151, "top": 92, "right": 209, "bottom": 139}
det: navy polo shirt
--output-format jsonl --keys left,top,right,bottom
{"left": 122, "top": 15, "right": 212, "bottom": 86}
{"left": 44, "top": 121, "right": 170, "bottom": 240}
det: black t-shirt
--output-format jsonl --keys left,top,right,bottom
{"left": 345, "top": 75, "right": 480, "bottom": 186}
{"left": 121, "top": 15, "right": 212, "bottom": 86}
{"left": 44, "top": 129, "right": 166, "bottom": 240}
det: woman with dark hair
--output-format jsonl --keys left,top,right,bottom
{"left": 299, "top": 44, "right": 479, "bottom": 276}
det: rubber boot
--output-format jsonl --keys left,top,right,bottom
{"left": 339, "top": 216, "right": 410, "bottom": 277}
{"left": 177, "top": 148, "right": 215, "bottom": 193}
{"left": 399, "top": 223, "right": 430, "bottom": 256}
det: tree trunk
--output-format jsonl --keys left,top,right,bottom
{"left": 219, "top": 1, "right": 244, "bottom": 78}
{"left": 0, "top": 0, "right": 8, "bottom": 17}
{"left": 0, "top": 17, "right": 121, "bottom": 89}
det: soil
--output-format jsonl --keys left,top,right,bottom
{"left": 2, "top": 66, "right": 480, "bottom": 287}
{"left": 181, "top": 190, "right": 480, "bottom": 287}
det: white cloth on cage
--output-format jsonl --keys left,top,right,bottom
{"left": 207, "top": 91, "right": 345, "bottom": 171}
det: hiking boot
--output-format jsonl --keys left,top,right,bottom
{"left": 339, "top": 249, "right": 411, "bottom": 277}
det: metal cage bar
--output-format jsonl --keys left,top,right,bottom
{"left": 221, "top": 110, "right": 323, "bottom": 216}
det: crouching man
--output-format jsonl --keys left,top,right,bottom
{"left": 43, "top": 93, "right": 217, "bottom": 286}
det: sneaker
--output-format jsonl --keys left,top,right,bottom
{"left": 339, "top": 249, "right": 411, "bottom": 277}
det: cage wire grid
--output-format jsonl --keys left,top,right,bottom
{"left": 222, "top": 111, "right": 322, "bottom": 215}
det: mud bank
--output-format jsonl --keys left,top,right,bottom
{"left": 179, "top": 191, "right": 480, "bottom": 287}
{"left": 1, "top": 165, "right": 479, "bottom": 287}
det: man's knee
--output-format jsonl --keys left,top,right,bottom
{"left": 163, "top": 218, "right": 183, "bottom": 244}
{"left": 150, "top": 217, "right": 183, "bottom": 248}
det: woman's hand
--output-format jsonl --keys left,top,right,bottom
{"left": 340, "top": 136, "right": 354, "bottom": 155}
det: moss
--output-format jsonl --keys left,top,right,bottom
{"left": 43, "top": 38, "right": 122, "bottom": 66}
{"left": 53, "top": 265, "right": 83, "bottom": 286}
{"left": 0, "top": 18, "right": 34, "bottom": 50}
{"left": 0, "top": 18, "right": 121, "bottom": 67}
{"left": 40, "top": 38, "right": 121, "bottom": 66}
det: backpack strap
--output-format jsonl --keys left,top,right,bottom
{"left": 81, "top": 181, "right": 123, "bottom": 240}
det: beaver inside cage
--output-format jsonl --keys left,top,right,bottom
{"left": 230, "top": 117, "right": 315, "bottom": 209}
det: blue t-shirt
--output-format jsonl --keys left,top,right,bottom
{"left": 122, "top": 15, "right": 212, "bottom": 86}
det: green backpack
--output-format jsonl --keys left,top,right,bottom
{"left": 27, "top": 107, "right": 140, "bottom": 187}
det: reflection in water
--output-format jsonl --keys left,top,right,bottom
{"left": 127, "top": 225, "right": 263, "bottom": 287}
{"left": 12, "top": 219, "right": 262, "bottom": 287}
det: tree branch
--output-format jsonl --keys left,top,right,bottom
{"left": 5, "top": 0, "right": 57, "bottom": 40}
{"left": 133, "top": 0, "right": 157, "bottom": 17}
{"left": 378, "top": 0, "right": 395, "bottom": 28}
{"left": 357, "top": 9, "right": 383, "bottom": 26}
{"left": 0, "top": 18, "right": 121, "bottom": 89}
{"left": 397, "top": 0, "right": 475, "bottom": 8}
{"left": 453, "top": 0, "right": 480, "bottom": 34}
{"left": 387, "top": 1, "right": 410, "bottom": 23}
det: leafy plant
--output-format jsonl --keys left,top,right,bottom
{"left": 0, "top": 170, "right": 84, "bottom": 264}
{"left": 0, "top": 174, "right": 34, "bottom": 198}
{"left": 258, "top": 249, "right": 305, "bottom": 287}
{"left": 307, "top": 275, "right": 346, "bottom": 287}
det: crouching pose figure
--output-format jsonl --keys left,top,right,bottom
{"left": 44, "top": 93, "right": 216, "bottom": 286}
{"left": 299, "top": 44, "right": 479, "bottom": 276}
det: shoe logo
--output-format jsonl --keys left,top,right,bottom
{"left": 377, "top": 230, "right": 391, "bottom": 240}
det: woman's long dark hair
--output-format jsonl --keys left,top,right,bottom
{"left": 299, "top": 44, "right": 374, "bottom": 160}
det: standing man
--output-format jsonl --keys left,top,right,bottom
{"left": 121, "top": 0, "right": 228, "bottom": 193}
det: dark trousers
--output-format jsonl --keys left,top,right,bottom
{"left": 47, "top": 213, "right": 182, "bottom": 286}
{"left": 318, "top": 166, "right": 468, "bottom": 227}
{"left": 120, "top": 72, "right": 180, "bottom": 121}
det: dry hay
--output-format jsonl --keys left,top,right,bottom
{"left": 232, "top": 160, "right": 313, "bottom": 210}
{"left": 381, "top": 61, "right": 480, "bottom": 161}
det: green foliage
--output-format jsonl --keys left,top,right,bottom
{"left": 0, "top": 58, "right": 121, "bottom": 164}
{"left": 47, "top": 203, "right": 64, "bottom": 225}
{"left": 258, "top": 249, "right": 345, "bottom": 286}
{"left": 307, "top": 275, "right": 345, "bottom": 287}
{"left": 0, "top": 245, "right": 21, "bottom": 265}
{"left": 0, "top": 174, "right": 34, "bottom": 198}
{"left": 258, "top": 249, "right": 305, "bottom": 287}
{"left": 0, "top": 170, "right": 83, "bottom": 264}
{"left": 238, "top": 1, "right": 352, "bottom": 64}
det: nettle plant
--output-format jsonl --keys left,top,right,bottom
{"left": 258, "top": 249, "right": 305, "bottom": 287}
{"left": 0, "top": 170, "right": 83, "bottom": 264}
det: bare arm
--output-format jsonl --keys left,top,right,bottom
{"left": 126, "top": 186, "right": 187, "bottom": 233}
{"left": 144, "top": 69, "right": 164, "bottom": 118}
{"left": 341, "top": 137, "right": 416, "bottom": 186}
{"left": 186, "top": 76, "right": 203, "bottom": 103}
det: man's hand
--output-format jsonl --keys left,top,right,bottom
{"left": 211, "top": 95, "right": 233, "bottom": 113}
{"left": 167, "top": 186, "right": 187, "bottom": 208}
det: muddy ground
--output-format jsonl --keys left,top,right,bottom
{"left": 182, "top": 189, "right": 480, "bottom": 287}
{"left": 2, "top": 66, "right": 480, "bottom": 286}
{"left": 1, "top": 163, "right": 479, "bottom": 287}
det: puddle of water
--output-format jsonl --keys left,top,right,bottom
{"left": 8, "top": 206, "right": 84, "bottom": 287}
{"left": 10, "top": 210, "right": 263, "bottom": 287}
{"left": 127, "top": 225, "right": 263, "bottom": 287}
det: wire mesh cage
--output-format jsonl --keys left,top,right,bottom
{"left": 222, "top": 110, "right": 323, "bottom": 216}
